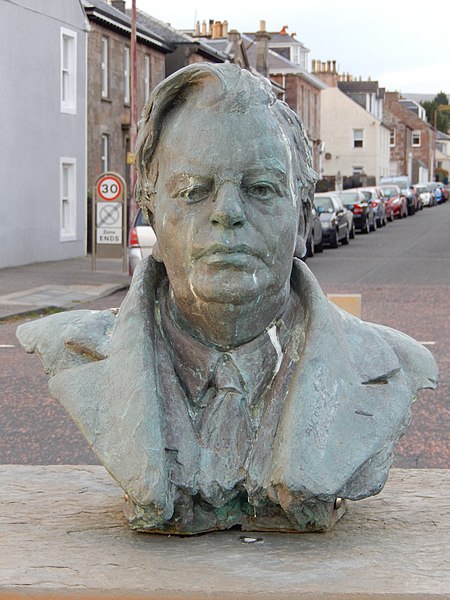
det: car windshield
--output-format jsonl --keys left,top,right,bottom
{"left": 314, "top": 197, "right": 334, "bottom": 213}
{"left": 339, "top": 192, "right": 359, "bottom": 205}
{"left": 415, "top": 186, "right": 426, "bottom": 193}
{"left": 380, "top": 187, "right": 397, "bottom": 198}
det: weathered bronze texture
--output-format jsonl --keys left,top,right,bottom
{"left": 17, "top": 64, "right": 438, "bottom": 534}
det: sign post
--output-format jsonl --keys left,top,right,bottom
{"left": 92, "top": 172, "right": 127, "bottom": 272}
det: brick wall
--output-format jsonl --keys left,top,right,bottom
{"left": 87, "top": 23, "right": 166, "bottom": 199}
{"left": 384, "top": 92, "right": 434, "bottom": 181}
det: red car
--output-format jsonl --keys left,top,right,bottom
{"left": 379, "top": 185, "right": 408, "bottom": 219}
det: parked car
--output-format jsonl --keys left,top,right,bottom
{"left": 304, "top": 205, "right": 324, "bottom": 259}
{"left": 414, "top": 184, "right": 432, "bottom": 207}
{"left": 313, "top": 193, "right": 351, "bottom": 247}
{"left": 440, "top": 185, "right": 449, "bottom": 202}
{"left": 379, "top": 185, "right": 408, "bottom": 219}
{"left": 333, "top": 194, "right": 355, "bottom": 239}
{"left": 425, "top": 182, "right": 440, "bottom": 206}
{"left": 380, "top": 176, "right": 417, "bottom": 215}
{"left": 360, "top": 187, "right": 387, "bottom": 227}
{"left": 128, "top": 208, "right": 157, "bottom": 275}
{"left": 339, "top": 189, "right": 376, "bottom": 233}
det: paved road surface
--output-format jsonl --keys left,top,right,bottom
{"left": 0, "top": 203, "right": 449, "bottom": 467}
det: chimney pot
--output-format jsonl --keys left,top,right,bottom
{"left": 212, "top": 20, "right": 222, "bottom": 39}
{"left": 222, "top": 20, "right": 228, "bottom": 36}
{"left": 259, "top": 20, "right": 266, "bottom": 32}
{"left": 201, "top": 20, "right": 207, "bottom": 36}
{"left": 195, "top": 20, "right": 200, "bottom": 36}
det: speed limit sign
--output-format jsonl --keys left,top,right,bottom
{"left": 93, "top": 171, "right": 127, "bottom": 272}
{"left": 97, "top": 175, "right": 122, "bottom": 201}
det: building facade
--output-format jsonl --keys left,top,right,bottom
{"left": 314, "top": 63, "right": 390, "bottom": 185}
{"left": 383, "top": 92, "right": 435, "bottom": 183}
{"left": 84, "top": 0, "right": 171, "bottom": 205}
{"left": 0, "top": 0, "right": 87, "bottom": 268}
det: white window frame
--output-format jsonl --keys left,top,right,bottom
{"left": 101, "top": 134, "right": 109, "bottom": 173}
{"left": 353, "top": 129, "right": 364, "bottom": 148}
{"left": 412, "top": 130, "right": 421, "bottom": 147}
{"left": 60, "top": 158, "right": 77, "bottom": 241}
{"left": 60, "top": 28, "right": 77, "bottom": 114}
{"left": 124, "top": 46, "right": 130, "bottom": 104}
{"left": 101, "top": 37, "right": 109, "bottom": 98}
{"left": 144, "top": 55, "right": 151, "bottom": 104}
{"left": 390, "top": 128, "right": 396, "bottom": 147}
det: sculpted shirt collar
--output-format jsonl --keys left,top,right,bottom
{"left": 159, "top": 286, "right": 297, "bottom": 411}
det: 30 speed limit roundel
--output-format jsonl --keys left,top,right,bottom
{"left": 97, "top": 175, "right": 122, "bottom": 201}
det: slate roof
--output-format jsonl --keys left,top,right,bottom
{"left": 338, "top": 80, "right": 384, "bottom": 97}
{"left": 82, "top": 0, "right": 172, "bottom": 52}
{"left": 245, "top": 31, "right": 310, "bottom": 51}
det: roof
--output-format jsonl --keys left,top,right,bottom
{"left": 82, "top": 0, "right": 172, "bottom": 52}
{"left": 130, "top": 9, "right": 229, "bottom": 61}
{"left": 338, "top": 80, "right": 384, "bottom": 97}
{"left": 436, "top": 130, "right": 450, "bottom": 141}
{"left": 264, "top": 46, "right": 326, "bottom": 89}
{"left": 245, "top": 31, "right": 310, "bottom": 51}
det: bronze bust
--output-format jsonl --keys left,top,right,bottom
{"left": 17, "top": 64, "right": 438, "bottom": 534}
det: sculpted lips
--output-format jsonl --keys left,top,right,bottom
{"left": 194, "top": 244, "right": 265, "bottom": 267}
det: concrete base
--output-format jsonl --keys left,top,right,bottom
{"left": 1, "top": 466, "right": 449, "bottom": 599}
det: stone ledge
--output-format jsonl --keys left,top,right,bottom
{"left": 0, "top": 466, "right": 449, "bottom": 599}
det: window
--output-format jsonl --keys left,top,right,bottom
{"left": 124, "top": 46, "right": 130, "bottom": 104}
{"left": 390, "top": 128, "right": 396, "bottom": 147}
{"left": 353, "top": 129, "right": 363, "bottom": 148}
{"left": 101, "top": 37, "right": 109, "bottom": 98}
{"left": 101, "top": 134, "right": 109, "bottom": 173}
{"left": 60, "top": 28, "right": 77, "bottom": 113}
{"left": 144, "top": 55, "right": 151, "bottom": 104}
{"left": 352, "top": 166, "right": 364, "bottom": 175}
{"left": 60, "top": 158, "right": 77, "bottom": 240}
{"left": 412, "top": 130, "right": 421, "bottom": 147}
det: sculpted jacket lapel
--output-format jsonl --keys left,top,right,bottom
{"left": 49, "top": 259, "right": 173, "bottom": 526}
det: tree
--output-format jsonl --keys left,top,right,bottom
{"left": 421, "top": 92, "right": 449, "bottom": 133}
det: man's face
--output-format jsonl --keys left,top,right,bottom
{"left": 150, "top": 98, "right": 300, "bottom": 307}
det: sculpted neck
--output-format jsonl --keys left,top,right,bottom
{"left": 168, "top": 283, "right": 291, "bottom": 350}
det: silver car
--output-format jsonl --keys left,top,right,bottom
{"left": 128, "top": 208, "right": 157, "bottom": 275}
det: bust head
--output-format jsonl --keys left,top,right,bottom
{"left": 135, "top": 64, "right": 317, "bottom": 346}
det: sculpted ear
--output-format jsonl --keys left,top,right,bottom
{"left": 294, "top": 195, "right": 313, "bottom": 259}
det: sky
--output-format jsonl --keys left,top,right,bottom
{"left": 131, "top": 0, "right": 450, "bottom": 96}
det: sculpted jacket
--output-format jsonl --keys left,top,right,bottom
{"left": 17, "top": 258, "right": 438, "bottom": 534}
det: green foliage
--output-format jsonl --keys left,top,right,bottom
{"left": 421, "top": 92, "right": 450, "bottom": 133}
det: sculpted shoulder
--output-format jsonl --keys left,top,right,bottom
{"left": 16, "top": 308, "right": 117, "bottom": 377}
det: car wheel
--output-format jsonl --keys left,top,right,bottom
{"left": 362, "top": 217, "right": 370, "bottom": 233}
{"left": 314, "top": 238, "right": 324, "bottom": 253}
{"left": 389, "top": 211, "right": 394, "bottom": 222}
{"left": 349, "top": 222, "right": 355, "bottom": 239}
{"left": 370, "top": 216, "right": 377, "bottom": 232}
{"left": 330, "top": 230, "right": 339, "bottom": 248}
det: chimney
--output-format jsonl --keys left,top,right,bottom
{"left": 212, "top": 21, "right": 222, "bottom": 39}
{"left": 110, "top": 0, "right": 126, "bottom": 12}
{"left": 208, "top": 19, "right": 213, "bottom": 36}
{"left": 222, "top": 20, "right": 229, "bottom": 37}
{"left": 312, "top": 58, "right": 339, "bottom": 87}
{"left": 201, "top": 20, "right": 207, "bottom": 36}
{"left": 255, "top": 20, "right": 270, "bottom": 78}
{"left": 195, "top": 21, "right": 200, "bottom": 36}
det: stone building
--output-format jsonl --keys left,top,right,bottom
{"left": 383, "top": 92, "right": 435, "bottom": 183}
{"left": 0, "top": 0, "right": 87, "bottom": 268}
{"left": 83, "top": 0, "right": 171, "bottom": 203}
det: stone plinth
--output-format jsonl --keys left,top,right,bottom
{"left": 1, "top": 466, "right": 449, "bottom": 599}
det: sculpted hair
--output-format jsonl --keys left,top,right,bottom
{"left": 135, "top": 63, "right": 318, "bottom": 237}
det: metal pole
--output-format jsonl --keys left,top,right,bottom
{"left": 129, "top": 0, "right": 138, "bottom": 227}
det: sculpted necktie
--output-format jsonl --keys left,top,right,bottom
{"left": 195, "top": 353, "right": 253, "bottom": 503}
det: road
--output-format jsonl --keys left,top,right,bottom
{"left": 0, "top": 203, "right": 449, "bottom": 467}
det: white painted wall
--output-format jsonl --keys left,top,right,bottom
{"left": 320, "top": 87, "right": 390, "bottom": 183}
{"left": 0, "top": 0, "right": 87, "bottom": 268}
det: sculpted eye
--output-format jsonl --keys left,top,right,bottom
{"left": 246, "top": 182, "right": 277, "bottom": 200}
{"left": 178, "top": 185, "right": 210, "bottom": 203}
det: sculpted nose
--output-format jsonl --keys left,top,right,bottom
{"left": 210, "top": 184, "right": 245, "bottom": 228}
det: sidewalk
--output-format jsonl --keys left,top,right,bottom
{"left": 0, "top": 256, "right": 131, "bottom": 320}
